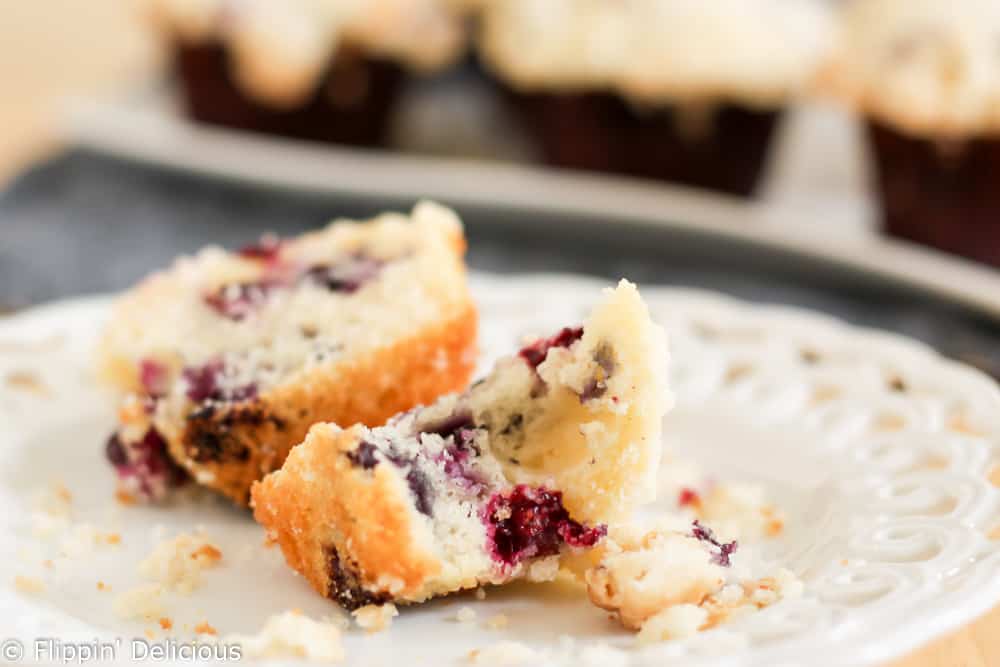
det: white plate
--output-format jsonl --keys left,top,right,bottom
{"left": 1, "top": 273, "right": 999, "bottom": 666}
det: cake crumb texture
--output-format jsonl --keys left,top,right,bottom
{"left": 225, "top": 611, "right": 345, "bottom": 661}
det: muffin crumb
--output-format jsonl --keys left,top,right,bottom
{"left": 455, "top": 606, "right": 477, "bottom": 624}
{"left": 352, "top": 603, "right": 398, "bottom": 633}
{"left": 194, "top": 621, "right": 217, "bottom": 636}
{"left": 139, "top": 532, "right": 222, "bottom": 593}
{"left": 5, "top": 370, "right": 49, "bottom": 395}
{"left": 115, "top": 489, "right": 137, "bottom": 505}
{"left": 586, "top": 524, "right": 802, "bottom": 642}
{"left": 469, "top": 641, "right": 539, "bottom": 665}
{"left": 14, "top": 575, "right": 45, "bottom": 594}
{"left": 113, "top": 584, "right": 165, "bottom": 620}
{"left": 226, "top": 611, "right": 344, "bottom": 661}
{"left": 486, "top": 614, "right": 509, "bottom": 630}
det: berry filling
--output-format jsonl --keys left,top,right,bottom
{"left": 483, "top": 485, "right": 607, "bottom": 568}
{"left": 406, "top": 468, "right": 434, "bottom": 517}
{"left": 139, "top": 358, "right": 170, "bottom": 398}
{"left": 345, "top": 439, "right": 436, "bottom": 517}
{"left": 518, "top": 327, "right": 584, "bottom": 369}
{"left": 303, "top": 255, "right": 383, "bottom": 294}
{"left": 238, "top": 235, "right": 283, "bottom": 262}
{"left": 436, "top": 441, "right": 487, "bottom": 494}
{"left": 105, "top": 428, "right": 188, "bottom": 499}
{"left": 182, "top": 360, "right": 258, "bottom": 404}
{"left": 204, "top": 280, "right": 281, "bottom": 321}
{"left": 204, "top": 253, "right": 385, "bottom": 320}
{"left": 691, "top": 520, "right": 738, "bottom": 567}
{"left": 419, "top": 411, "right": 487, "bottom": 495}
{"left": 346, "top": 441, "right": 380, "bottom": 470}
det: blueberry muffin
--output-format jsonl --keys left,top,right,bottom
{"left": 824, "top": 0, "right": 1000, "bottom": 266}
{"left": 148, "top": 0, "right": 475, "bottom": 146}
{"left": 478, "top": 0, "right": 835, "bottom": 196}
{"left": 100, "top": 202, "right": 477, "bottom": 505}
{"left": 252, "top": 281, "right": 671, "bottom": 607}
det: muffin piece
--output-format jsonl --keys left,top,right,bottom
{"left": 479, "top": 0, "right": 834, "bottom": 196}
{"left": 149, "top": 0, "right": 475, "bottom": 146}
{"left": 823, "top": 0, "right": 1000, "bottom": 266}
{"left": 252, "top": 280, "right": 670, "bottom": 607}
{"left": 585, "top": 520, "right": 802, "bottom": 643}
{"left": 99, "top": 202, "right": 476, "bottom": 505}
{"left": 585, "top": 523, "right": 734, "bottom": 631}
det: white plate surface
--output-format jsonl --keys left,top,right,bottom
{"left": 1, "top": 273, "right": 999, "bottom": 666}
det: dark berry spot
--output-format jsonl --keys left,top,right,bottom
{"left": 483, "top": 485, "right": 606, "bottom": 568}
{"left": 304, "top": 255, "right": 383, "bottom": 294}
{"left": 183, "top": 404, "right": 279, "bottom": 464}
{"left": 182, "top": 360, "right": 257, "bottom": 404}
{"left": 325, "top": 546, "right": 390, "bottom": 611}
{"left": 406, "top": 468, "right": 434, "bottom": 517}
{"left": 204, "top": 280, "right": 280, "bottom": 321}
{"left": 420, "top": 411, "right": 475, "bottom": 440}
{"left": 373, "top": 444, "right": 432, "bottom": 514}
{"left": 518, "top": 327, "right": 584, "bottom": 370}
{"left": 347, "top": 441, "right": 380, "bottom": 470}
{"left": 139, "top": 359, "right": 169, "bottom": 397}
{"left": 691, "top": 520, "right": 738, "bottom": 567}
{"left": 183, "top": 361, "right": 223, "bottom": 403}
{"left": 105, "top": 427, "right": 188, "bottom": 500}
{"left": 238, "top": 235, "right": 283, "bottom": 262}
{"left": 105, "top": 433, "right": 128, "bottom": 467}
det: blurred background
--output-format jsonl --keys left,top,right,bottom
{"left": 1, "top": 1, "right": 999, "bottom": 663}
{"left": 3, "top": 0, "right": 999, "bottom": 376}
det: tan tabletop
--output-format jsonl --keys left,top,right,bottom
{"left": 1, "top": 2, "right": 998, "bottom": 664}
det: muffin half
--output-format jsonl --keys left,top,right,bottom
{"left": 100, "top": 202, "right": 476, "bottom": 505}
{"left": 252, "top": 280, "right": 671, "bottom": 607}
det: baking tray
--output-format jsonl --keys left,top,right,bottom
{"left": 1, "top": 149, "right": 998, "bottom": 380}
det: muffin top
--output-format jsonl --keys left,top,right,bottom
{"left": 827, "top": 0, "right": 1000, "bottom": 137}
{"left": 150, "top": 0, "right": 472, "bottom": 106}
{"left": 478, "top": 0, "right": 835, "bottom": 108}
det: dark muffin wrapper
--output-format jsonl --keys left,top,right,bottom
{"left": 868, "top": 121, "right": 1000, "bottom": 268}
{"left": 174, "top": 42, "right": 404, "bottom": 147}
{"left": 503, "top": 88, "right": 781, "bottom": 197}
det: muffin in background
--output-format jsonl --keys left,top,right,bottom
{"left": 825, "top": 0, "right": 1000, "bottom": 267}
{"left": 148, "top": 0, "right": 474, "bottom": 147}
{"left": 478, "top": 0, "right": 835, "bottom": 196}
